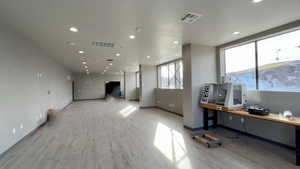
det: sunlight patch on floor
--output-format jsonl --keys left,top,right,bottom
{"left": 154, "top": 122, "right": 193, "bottom": 169}
{"left": 119, "top": 105, "right": 137, "bottom": 117}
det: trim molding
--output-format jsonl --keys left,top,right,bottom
{"left": 183, "top": 125, "right": 203, "bottom": 131}
{"left": 73, "top": 98, "right": 105, "bottom": 102}
{"left": 156, "top": 106, "right": 183, "bottom": 117}
{"left": 140, "top": 106, "right": 157, "bottom": 109}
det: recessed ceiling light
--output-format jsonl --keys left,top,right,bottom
{"left": 116, "top": 53, "right": 120, "bottom": 57}
{"left": 84, "top": 65, "right": 88, "bottom": 69}
{"left": 129, "top": 35, "right": 136, "bottom": 39}
{"left": 78, "top": 50, "right": 84, "bottom": 54}
{"left": 82, "top": 61, "right": 87, "bottom": 65}
{"left": 146, "top": 56, "right": 151, "bottom": 59}
{"left": 252, "top": 0, "right": 263, "bottom": 3}
{"left": 232, "top": 31, "right": 240, "bottom": 35}
{"left": 69, "top": 27, "right": 79, "bottom": 32}
{"left": 173, "top": 41, "right": 179, "bottom": 45}
{"left": 109, "top": 63, "right": 113, "bottom": 66}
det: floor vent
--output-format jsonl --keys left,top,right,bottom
{"left": 181, "top": 12, "right": 202, "bottom": 24}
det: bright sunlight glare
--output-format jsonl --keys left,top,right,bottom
{"left": 154, "top": 122, "right": 193, "bottom": 169}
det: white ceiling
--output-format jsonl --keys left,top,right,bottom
{"left": 0, "top": 0, "right": 299, "bottom": 74}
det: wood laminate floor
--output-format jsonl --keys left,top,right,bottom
{"left": 0, "top": 99, "right": 297, "bottom": 169}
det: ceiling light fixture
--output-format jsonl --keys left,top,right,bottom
{"left": 173, "top": 41, "right": 179, "bottom": 45}
{"left": 146, "top": 56, "right": 151, "bottom": 59}
{"left": 69, "top": 27, "right": 79, "bottom": 32}
{"left": 78, "top": 50, "right": 84, "bottom": 54}
{"left": 116, "top": 53, "right": 120, "bottom": 57}
{"left": 252, "top": 0, "right": 263, "bottom": 3}
{"left": 129, "top": 35, "right": 136, "bottom": 39}
{"left": 109, "top": 63, "right": 113, "bottom": 66}
{"left": 84, "top": 65, "right": 88, "bottom": 69}
{"left": 82, "top": 61, "right": 87, "bottom": 65}
{"left": 232, "top": 31, "right": 240, "bottom": 35}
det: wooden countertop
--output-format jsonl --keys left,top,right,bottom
{"left": 200, "top": 103, "right": 300, "bottom": 126}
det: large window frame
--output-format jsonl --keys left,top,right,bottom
{"left": 157, "top": 59, "right": 184, "bottom": 89}
{"left": 221, "top": 27, "right": 300, "bottom": 91}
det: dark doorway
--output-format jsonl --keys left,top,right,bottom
{"left": 105, "top": 81, "right": 121, "bottom": 98}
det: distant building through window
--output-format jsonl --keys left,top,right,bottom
{"left": 224, "top": 29, "right": 300, "bottom": 91}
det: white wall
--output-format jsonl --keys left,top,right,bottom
{"left": 183, "top": 44, "right": 217, "bottom": 129}
{"left": 0, "top": 25, "right": 72, "bottom": 155}
{"left": 125, "top": 72, "right": 137, "bottom": 100}
{"left": 73, "top": 73, "right": 124, "bottom": 100}
{"left": 140, "top": 65, "right": 157, "bottom": 107}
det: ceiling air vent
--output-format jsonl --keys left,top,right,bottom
{"left": 92, "top": 41, "right": 115, "bottom": 48}
{"left": 181, "top": 12, "right": 202, "bottom": 24}
{"left": 105, "top": 58, "right": 114, "bottom": 62}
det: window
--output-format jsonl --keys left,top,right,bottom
{"left": 224, "top": 29, "right": 300, "bottom": 91}
{"left": 175, "top": 60, "right": 183, "bottom": 88}
{"left": 258, "top": 30, "right": 300, "bottom": 91}
{"left": 225, "top": 43, "right": 256, "bottom": 90}
{"left": 158, "top": 60, "right": 183, "bottom": 89}
{"left": 168, "top": 63, "right": 176, "bottom": 88}
{"left": 136, "top": 72, "right": 140, "bottom": 88}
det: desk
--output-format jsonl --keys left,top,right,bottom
{"left": 200, "top": 103, "right": 300, "bottom": 166}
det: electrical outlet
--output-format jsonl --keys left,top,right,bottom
{"left": 229, "top": 116, "right": 233, "bottom": 120}
{"left": 241, "top": 118, "right": 244, "bottom": 124}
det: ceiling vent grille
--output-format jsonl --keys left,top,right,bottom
{"left": 105, "top": 58, "right": 114, "bottom": 62}
{"left": 181, "top": 12, "right": 202, "bottom": 24}
{"left": 92, "top": 41, "right": 115, "bottom": 48}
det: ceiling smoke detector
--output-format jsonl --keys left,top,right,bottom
{"left": 181, "top": 12, "right": 202, "bottom": 24}
{"left": 92, "top": 41, "right": 115, "bottom": 48}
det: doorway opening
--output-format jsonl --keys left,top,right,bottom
{"left": 105, "top": 81, "right": 121, "bottom": 98}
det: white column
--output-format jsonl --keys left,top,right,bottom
{"left": 139, "top": 65, "right": 157, "bottom": 107}
{"left": 182, "top": 44, "right": 217, "bottom": 129}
